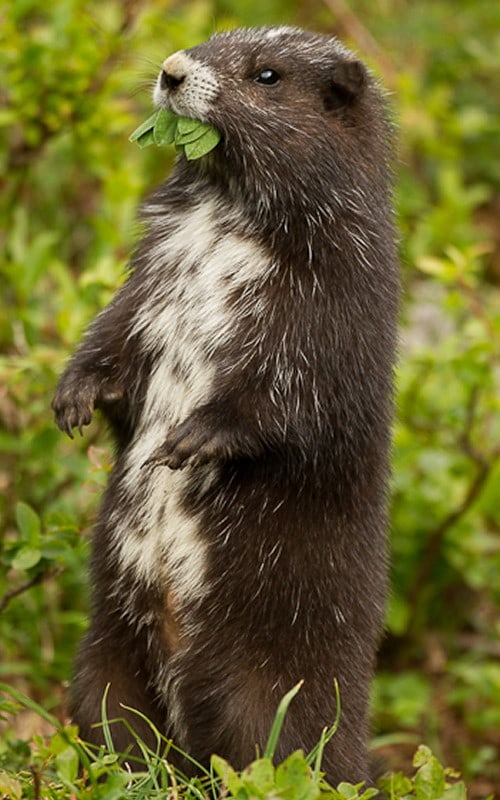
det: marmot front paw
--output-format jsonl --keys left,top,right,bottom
{"left": 52, "top": 375, "right": 99, "bottom": 438}
{"left": 52, "top": 373, "right": 124, "bottom": 438}
{"left": 143, "top": 415, "right": 231, "bottom": 470}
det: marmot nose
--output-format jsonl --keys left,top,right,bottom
{"left": 160, "top": 70, "right": 185, "bottom": 91}
{"left": 160, "top": 54, "right": 189, "bottom": 92}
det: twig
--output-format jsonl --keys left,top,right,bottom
{"left": 400, "top": 362, "right": 434, "bottom": 434}
{"left": 30, "top": 765, "right": 41, "bottom": 800}
{"left": 457, "top": 633, "right": 500, "bottom": 658}
{"left": 320, "top": 0, "right": 398, "bottom": 87}
{"left": 458, "top": 386, "right": 486, "bottom": 467}
{"left": 405, "top": 459, "right": 490, "bottom": 638}
{"left": 405, "top": 384, "right": 499, "bottom": 635}
{"left": 0, "top": 567, "right": 62, "bottom": 613}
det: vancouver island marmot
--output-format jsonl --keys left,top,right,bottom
{"left": 53, "top": 25, "right": 399, "bottom": 785}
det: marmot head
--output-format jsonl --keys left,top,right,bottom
{"left": 154, "top": 26, "right": 368, "bottom": 125}
{"left": 153, "top": 27, "right": 391, "bottom": 225}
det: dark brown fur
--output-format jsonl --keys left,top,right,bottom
{"left": 52, "top": 26, "right": 398, "bottom": 783}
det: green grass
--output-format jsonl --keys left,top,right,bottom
{"left": 0, "top": 682, "right": 471, "bottom": 800}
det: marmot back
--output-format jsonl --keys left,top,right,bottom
{"left": 53, "top": 25, "right": 398, "bottom": 784}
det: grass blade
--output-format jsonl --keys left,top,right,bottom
{"left": 100, "top": 683, "right": 116, "bottom": 754}
{"left": 307, "top": 678, "right": 341, "bottom": 776}
{"left": 264, "top": 680, "right": 304, "bottom": 760}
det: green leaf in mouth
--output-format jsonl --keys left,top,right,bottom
{"left": 128, "top": 112, "right": 159, "bottom": 142}
{"left": 184, "top": 126, "right": 221, "bottom": 160}
{"left": 129, "top": 109, "right": 221, "bottom": 159}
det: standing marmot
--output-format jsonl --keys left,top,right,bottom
{"left": 53, "top": 25, "right": 398, "bottom": 784}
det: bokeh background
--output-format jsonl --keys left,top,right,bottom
{"left": 1, "top": 0, "right": 499, "bottom": 796}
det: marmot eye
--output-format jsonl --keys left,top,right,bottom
{"left": 255, "top": 68, "right": 281, "bottom": 86}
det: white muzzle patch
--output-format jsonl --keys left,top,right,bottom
{"left": 153, "top": 51, "right": 220, "bottom": 118}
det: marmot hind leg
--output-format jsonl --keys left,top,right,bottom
{"left": 70, "top": 625, "right": 167, "bottom": 767}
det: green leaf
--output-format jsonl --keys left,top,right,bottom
{"left": 11, "top": 547, "right": 42, "bottom": 571}
{"left": 336, "top": 783, "right": 362, "bottom": 800}
{"left": 183, "top": 126, "right": 221, "bottom": 160}
{"left": 275, "top": 751, "right": 319, "bottom": 800}
{"left": 153, "top": 108, "right": 177, "bottom": 145}
{"left": 358, "top": 789, "right": 379, "bottom": 800}
{"left": 241, "top": 758, "right": 275, "bottom": 796}
{"left": 136, "top": 129, "right": 155, "bottom": 149}
{"left": 414, "top": 746, "right": 446, "bottom": 800}
{"left": 176, "top": 115, "right": 203, "bottom": 135}
{"left": 130, "top": 109, "right": 220, "bottom": 158}
{"left": 442, "top": 783, "right": 467, "bottom": 800}
{"left": 128, "top": 111, "right": 159, "bottom": 142}
{"left": 378, "top": 772, "right": 413, "bottom": 799}
{"left": 175, "top": 123, "right": 211, "bottom": 145}
{"left": 55, "top": 744, "right": 79, "bottom": 783}
{"left": 211, "top": 754, "right": 243, "bottom": 795}
{"left": 15, "top": 502, "right": 41, "bottom": 543}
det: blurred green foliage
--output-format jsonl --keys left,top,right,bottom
{"left": 1, "top": 0, "right": 499, "bottom": 796}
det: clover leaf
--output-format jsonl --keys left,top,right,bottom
{"left": 129, "top": 109, "right": 221, "bottom": 159}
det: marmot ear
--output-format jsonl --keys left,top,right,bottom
{"left": 325, "top": 59, "right": 366, "bottom": 110}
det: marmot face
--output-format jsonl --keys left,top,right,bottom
{"left": 153, "top": 26, "right": 370, "bottom": 165}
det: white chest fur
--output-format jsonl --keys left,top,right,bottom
{"left": 111, "top": 195, "right": 271, "bottom": 609}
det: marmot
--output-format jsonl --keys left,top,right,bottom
{"left": 53, "top": 25, "right": 398, "bottom": 785}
